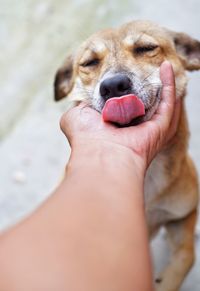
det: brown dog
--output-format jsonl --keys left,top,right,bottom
{"left": 54, "top": 21, "right": 199, "bottom": 291}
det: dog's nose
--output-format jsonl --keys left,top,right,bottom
{"left": 100, "top": 74, "right": 132, "bottom": 100}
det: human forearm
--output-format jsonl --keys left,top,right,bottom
{"left": 0, "top": 143, "right": 153, "bottom": 291}
{"left": 56, "top": 142, "right": 153, "bottom": 291}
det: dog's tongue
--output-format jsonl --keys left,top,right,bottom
{"left": 102, "top": 94, "right": 145, "bottom": 125}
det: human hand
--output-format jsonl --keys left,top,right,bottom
{"left": 60, "top": 61, "right": 181, "bottom": 171}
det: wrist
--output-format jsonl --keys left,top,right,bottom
{"left": 66, "top": 140, "right": 146, "bottom": 185}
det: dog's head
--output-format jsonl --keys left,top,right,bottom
{"left": 54, "top": 20, "right": 200, "bottom": 124}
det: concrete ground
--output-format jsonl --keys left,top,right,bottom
{"left": 0, "top": 0, "right": 200, "bottom": 290}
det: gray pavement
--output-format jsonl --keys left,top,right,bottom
{"left": 0, "top": 0, "right": 200, "bottom": 290}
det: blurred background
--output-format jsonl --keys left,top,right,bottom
{"left": 0, "top": 0, "right": 200, "bottom": 289}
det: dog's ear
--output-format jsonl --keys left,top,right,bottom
{"left": 54, "top": 55, "right": 74, "bottom": 101}
{"left": 172, "top": 32, "right": 200, "bottom": 71}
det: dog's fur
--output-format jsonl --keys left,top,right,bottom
{"left": 54, "top": 21, "right": 199, "bottom": 290}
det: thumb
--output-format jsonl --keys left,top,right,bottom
{"left": 151, "top": 61, "right": 176, "bottom": 130}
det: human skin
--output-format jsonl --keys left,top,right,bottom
{"left": 0, "top": 62, "right": 180, "bottom": 291}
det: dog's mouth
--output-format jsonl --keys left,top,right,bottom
{"left": 102, "top": 94, "right": 145, "bottom": 125}
{"left": 101, "top": 89, "right": 161, "bottom": 127}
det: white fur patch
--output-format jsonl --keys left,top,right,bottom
{"left": 144, "top": 154, "right": 168, "bottom": 204}
{"left": 123, "top": 34, "right": 159, "bottom": 47}
{"left": 91, "top": 41, "right": 107, "bottom": 54}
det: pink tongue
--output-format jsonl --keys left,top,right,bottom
{"left": 102, "top": 94, "right": 145, "bottom": 125}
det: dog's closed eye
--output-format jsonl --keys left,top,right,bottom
{"left": 80, "top": 58, "right": 100, "bottom": 67}
{"left": 134, "top": 45, "right": 159, "bottom": 54}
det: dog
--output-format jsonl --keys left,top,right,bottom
{"left": 54, "top": 20, "right": 199, "bottom": 291}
